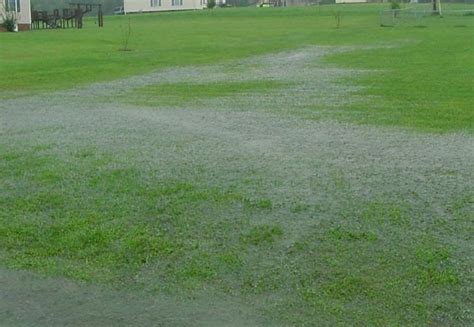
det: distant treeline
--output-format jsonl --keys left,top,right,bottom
{"left": 31, "top": 0, "right": 122, "bottom": 15}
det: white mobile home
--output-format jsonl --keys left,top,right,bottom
{"left": 1, "top": 0, "right": 31, "bottom": 31}
{"left": 122, "top": 0, "right": 207, "bottom": 14}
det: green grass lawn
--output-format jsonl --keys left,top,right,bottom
{"left": 1, "top": 5, "right": 473, "bottom": 132}
{"left": 1, "top": 4, "right": 473, "bottom": 326}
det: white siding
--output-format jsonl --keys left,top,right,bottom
{"left": 123, "top": 0, "right": 205, "bottom": 14}
{"left": 19, "top": 0, "right": 30, "bottom": 24}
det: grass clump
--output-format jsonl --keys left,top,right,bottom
{"left": 127, "top": 80, "right": 283, "bottom": 107}
{"left": 241, "top": 225, "right": 283, "bottom": 246}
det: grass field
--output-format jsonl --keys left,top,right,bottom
{"left": 1, "top": 4, "right": 473, "bottom": 326}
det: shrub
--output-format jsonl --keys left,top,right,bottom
{"left": 207, "top": 0, "right": 216, "bottom": 9}
{"left": 390, "top": 0, "right": 401, "bottom": 10}
{"left": 1, "top": 10, "right": 17, "bottom": 32}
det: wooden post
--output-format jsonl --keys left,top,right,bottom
{"left": 76, "top": 4, "right": 83, "bottom": 29}
{"left": 98, "top": 4, "right": 104, "bottom": 27}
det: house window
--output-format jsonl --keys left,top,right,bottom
{"left": 172, "top": 0, "right": 182, "bottom": 6}
{"left": 6, "top": 0, "right": 20, "bottom": 12}
{"left": 150, "top": 0, "right": 161, "bottom": 6}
